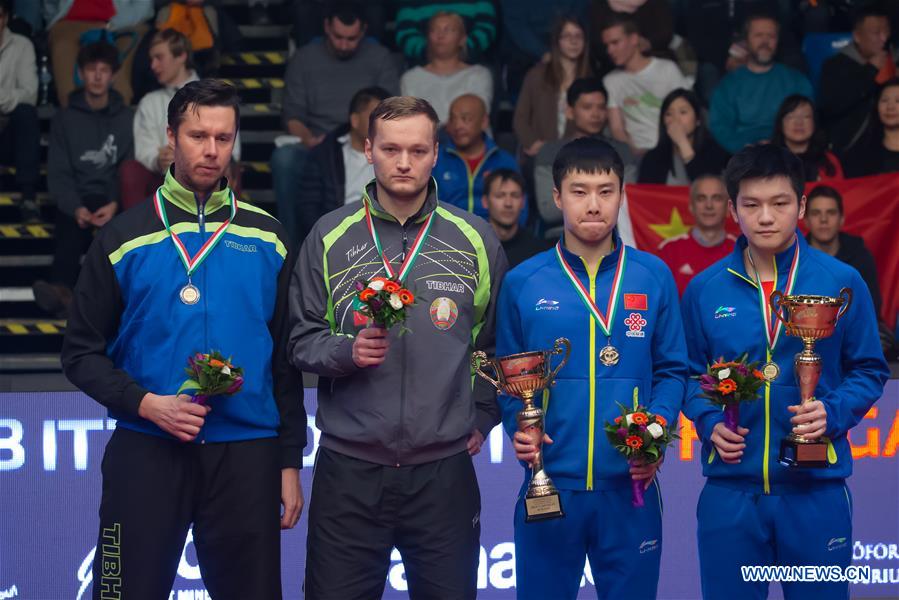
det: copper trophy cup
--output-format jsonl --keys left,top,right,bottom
{"left": 770, "top": 288, "right": 852, "bottom": 468}
{"left": 471, "top": 338, "right": 571, "bottom": 521}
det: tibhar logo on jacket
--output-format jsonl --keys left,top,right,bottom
{"left": 80, "top": 135, "right": 118, "bottom": 168}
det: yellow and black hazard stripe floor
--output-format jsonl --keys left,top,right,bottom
{"left": 0, "top": 224, "right": 53, "bottom": 239}
{"left": 220, "top": 77, "right": 285, "bottom": 90}
{"left": 0, "top": 319, "right": 66, "bottom": 335}
{"left": 222, "top": 51, "right": 286, "bottom": 66}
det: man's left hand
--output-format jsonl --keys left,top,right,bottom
{"left": 629, "top": 454, "right": 664, "bottom": 490}
{"left": 90, "top": 201, "right": 118, "bottom": 228}
{"left": 280, "top": 468, "right": 303, "bottom": 529}
{"left": 467, "top": 429, "right": 485, "bottom": 456}
{"left": 788, "top": 400, "right": 828, "bottom": 440}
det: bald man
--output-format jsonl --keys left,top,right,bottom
{"left": 433, "top": 94, "right": 525, "bottom": 224}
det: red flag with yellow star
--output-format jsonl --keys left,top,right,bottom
{"left": 625, "top": 176, "right": 899, "bottom": 328}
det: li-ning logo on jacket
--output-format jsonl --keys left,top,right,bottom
{"left": 535, "top": 298, "right": 560, "bottom": 311}
{"left": 639, "top": 539, "right": 659, "bottom": 553}
{"left": 80, "top": 134, "right": 118, "bottom": 168}
{"left": 714, "top": 306, "right": 737, "bottom": 319}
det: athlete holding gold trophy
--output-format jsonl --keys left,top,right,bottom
{"left": 681, "top": 144, "right": 889, "bottom": 599}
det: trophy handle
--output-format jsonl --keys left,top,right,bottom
{"left": 836, "top": 287, "right": 853, "bottom": 322}
{"left": 769, "top": 290, "right": 789, "bottom": 327}
{"left": 546, "top": 338, "right": 571, "bottom": 386}
{"left": 471, "top": 351, "right": 501, "bottom": 389}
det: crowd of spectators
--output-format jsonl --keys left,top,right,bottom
{"left": 0, "top": 0, "right": 896, "bottom": 354}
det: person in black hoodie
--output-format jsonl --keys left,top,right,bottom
{"left": 294, "top": 86, "right": 390, "bottom": 248}
{"left": 819, "top": 8, "right": 897, "bottom": 154}
{"left": 32, "top": 41, "right": 134, "bottom": 317}
{"left": 638, "top": 88, "right": 729, "bottom": 184}
{"left": 804, "top": 184, "right": 896, "bottom": 356}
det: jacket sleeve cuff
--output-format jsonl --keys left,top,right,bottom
{"left": 333, "top": 336, "right": 358, "bottom": 374}
{"left": 696, "top": 410, "right": 724, "bottom": 442}
{"left": 123, "top": 383, "right": 149, "bottom": 419}
{"left": 475, "top": 410, "right": 498, "bottom": 439}
{"left": 280, "top": 444, "right": 303, "bottom": 469}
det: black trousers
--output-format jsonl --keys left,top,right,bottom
{"left": 92, "top": 427, "right": 282, "bottom": 600}
{"left": 0, "top": 103, "right": 40, "bottom": 198}
{"left": 305, "top": 448, "right": 481, "bottom": 600}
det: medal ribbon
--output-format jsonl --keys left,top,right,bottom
{"left": 748, "top": 240, "right": 800, "bottom": 352}
{"left": 363, "top": 197, "right": 434, "bottom": 282}
{"left": 554, "top": 241, "right": 627, "bottom": 338}
{"left": 154, "top": 187, "right": 237, "bottom": 277}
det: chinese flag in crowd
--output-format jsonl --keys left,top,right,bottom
{"left": 625, "top": 174, "right": 899, "bottom": 329}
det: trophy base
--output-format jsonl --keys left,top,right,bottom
{"left": 524, "top": 492, "right": 564, "bottom": 522}
{"left": 779, "top": 437, "right": 829, "bottom": 468}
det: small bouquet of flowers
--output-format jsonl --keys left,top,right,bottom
{"left": 696, "top": 354, "right": 766, "bottom": 433}
{"left": 353, "top": 276, "right": 415, "bottom": 333}
{"left": 604, "top": 403, "right": 677, "bottom": 507}
{"left": 178, "top": 351, "right": 244, "bottom": 405}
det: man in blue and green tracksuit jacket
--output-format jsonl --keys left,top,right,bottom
{"left": 61, "top": 81, "right": 305, "bottom": 599}
{"left": 496, "top": 137, "right": 687, "bottom": 599}
{"left": 682, "top": 144, "right": 889, "bottom": 600}
{"left": 433, "top": 94, "right": 525, "bottom": 224}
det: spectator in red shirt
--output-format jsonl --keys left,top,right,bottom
{"left": 771, "top": 94, "right": 843, "bottom": 183}
{"left": 658, "top": 174, "right": 736, "bottom": 295}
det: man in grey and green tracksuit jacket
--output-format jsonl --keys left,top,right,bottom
{"left": 289, "top": 177, "right": 507, "bottom": 597}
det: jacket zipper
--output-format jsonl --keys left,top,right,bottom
{"left": 197, "top": 195, "right": 207, "bottom": 445}
{"left": 448, "top": 146, "right": 498, "bottom": 213}
{"left": 584, "top": 257, "right": 601, "bottom": 490}
{"left": 396, "top": 223, "right": 409, "bottom": 467}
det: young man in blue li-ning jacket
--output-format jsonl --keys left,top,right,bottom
{"left": 681, "top": 144, "right": 889, "bottom": 600}
{"left": 496, "top": 137, "right": 688, "bottom": 599}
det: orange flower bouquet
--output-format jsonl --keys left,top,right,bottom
{"left": 604, "top": 402, "right": 677, "bottom": 507}
{"left": 696, "top": 353, "right": 766, "bottom": 433}
{"left": 353, "top": 276, "right": 416, "bottom": 334}
{"left": 178, "top": 351, "right": 244, "bottom": 405}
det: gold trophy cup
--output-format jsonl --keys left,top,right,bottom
{"left": 770, "top": 288, "right": 852, "bottom": 468}
{"left": 472, "top": 338, "right": 571, "bottom": 521}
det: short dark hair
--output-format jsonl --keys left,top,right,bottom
{"left": 484, "top": 168, "right": 525, "bottom": 196}
{"left": 566, "top": 77, "right": 607, "bottom": 107}
{"left": 601, "top": 14, "right": 639, "bottom": 36}
{"left": 167, "top": 79, "right": 240, "bottom": 134}
{"left": 807, "top": 185, "right": 843, "bottom": 215}
{"left": 742, "top": 12, "right": 780, "bottom": 38}
{"left": 552, "top": 137, "right": 624, "bottom": 190}
{"left": 723, "top": 144, "right": 805, "bottom": 204}
{"left": 368, "top": 96, "right": 439, "bottom": 143}
{"left": 77, "top": 41, "right": 119, "bottom": 72}
{"left": 852, "top": 7, "right": 889, "bottom": 30}
{"left": 0, "top": 0, "right": 11, "bottom": 17}
{"left": 349, "top": 86, "right": 391, "bottom": 117}
{"left": 325, "top": 0, "right": 366, "bottom": 26}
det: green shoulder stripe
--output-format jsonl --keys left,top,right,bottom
{"left": 322, "top": 207, "right": 367, "bottom": 331}
{"left": 435, "top": 206, "right": 490, "bottom": 345}
{"left": 108, "top": 223, "right": 194, "bottom": 265}
{"left": 204, "top": 222, "right": 288, "bottom": 259}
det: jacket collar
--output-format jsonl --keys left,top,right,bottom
{"left": 160, "top": 167, "right": 232, "bottom": 216}
{"left": 361, "top": 177, "right": 439, "bottom": 224}
{"left": 726, "top": 230, "right": 806, "bottom": 286}
{"left": 558, "top": 229, "right": 623, "bottom": 275}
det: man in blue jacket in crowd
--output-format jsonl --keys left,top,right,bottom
{"left": 495, "top": 137, "right": 687, "bottom": 599}
{"left": 681, "top": 144, "right": 889, "bottom": 600}
{"left": 433, "top": 93, "right": 524, "bottom": 224}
